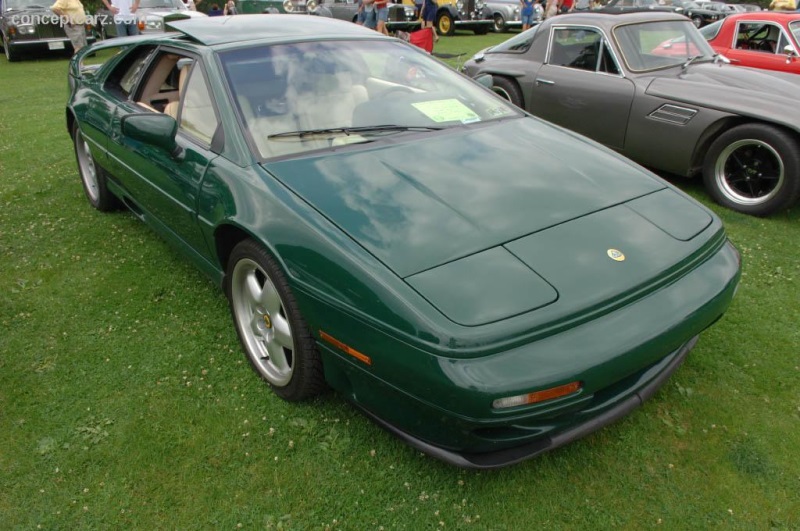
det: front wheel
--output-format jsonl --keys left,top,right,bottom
{"left": 3, "top": 35, "right": 19, "bottom": 62}
{"left": 491, "top": 76, "right": 523, "bottom": 108}
{"left": 702, "top": 123, "right": 800, "bottom": 216}
{"left": 493, "top": 14, "right": 507, "bottom": 32}
{"left": 226, "top": 239, "right": 326, "bottom": 401}
{"left": 436, "top": 12, "right": 455, "bottom": 36}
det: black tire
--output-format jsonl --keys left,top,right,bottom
{"left": 226, "top": 239, "right": 326, "bottom": 401}
{"left": 473, "top": 25, "right": 490, "bottom": 35}
{"left": 436, "top": 11, "right": 455, "bottom": 36}
{"left": 691, "top": 15, "right": 702, "bottom": 28}
{"left": 72, "top": 122, "right": 120, "bottom": 212}
{"left": 493, "top": 14, "right": 507, "bottom": 33}
{"left": 702, "top": 123, "right": 800, "bottom": 216}
{"left": 491, "top": 76, "right": 523, "bottom": 108}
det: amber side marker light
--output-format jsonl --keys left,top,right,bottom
{"left": 320, "top": 331, "right": 372, "bottom": 366}
{"left": 493, "top": 381, "right": 582, "bottom": 409}
{"left": 137, "top": 20, "right": 146, "bottom": 31}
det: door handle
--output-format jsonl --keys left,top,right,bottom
{"left": 536, "top": 78, "right": 555, "bottom": 86}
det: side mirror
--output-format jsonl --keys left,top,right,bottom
{"left": 784, "top": 44, "right": 797, "bottom": 63}
{"left": 474, "top": 73, "right": 494, "bottom": 89}
{"left": 121, "top": 113, "right": 183, "bottom": 159}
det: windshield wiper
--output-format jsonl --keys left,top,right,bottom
{"left": 681, "top": 55, "right": 705, "bottom": 69}
{"left": 268, "top": 124, "right": 443, "bottom": 140}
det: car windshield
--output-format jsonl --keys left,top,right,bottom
{"left": 699, "top": 19, "right": 723, "bottom": 40}
{"left": 221, "top": 40, "right": 520, "bottom": 159}
{"left": 488, "top": 25, "right": 541, "bottom": 53}
{"left": 614, "top": 19, "right": 717, "bottom": 72}
{"left": 790, "top": 20, "right": 800, "bottom": 44}
{"left": 138, "top": 0, "right": 185, "bottom": 8}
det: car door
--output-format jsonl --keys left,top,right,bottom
{"left": 108, "top": 49, "right": 221, "bottom": 258}
{"left": 528, "top": 26, "right": 635, "bottom": 150}
{"left": 725, "top": 20, "right": 799, "bottom": 73}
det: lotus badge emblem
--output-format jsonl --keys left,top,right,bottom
{"left": 607, "top": 249, "right": 625, "bottom": 262}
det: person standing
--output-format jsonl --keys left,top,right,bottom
{"left": 374, "top": 0, "right": 389, "bottom": 35}
{"left": 520, "top": 0, "right": 535, "bottom": 30}
{"left": 421, "top": 0, "right": 438, "bottom": 42}
{"left": 102, "top": 0, "right": 140, "bottom": 36}
{"left": 223, "top": 0, "right": 236, "bottom": 14}
{"left": 51, "top": 0, "right": 87, "bottom": 54}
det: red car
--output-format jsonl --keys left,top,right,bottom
{"left": 700, "top": 12, "right": 800, "bottom": 74}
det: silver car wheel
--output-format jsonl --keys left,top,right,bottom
{"left": 231, "top": 257, "right": 295, "bottom": 387}
{"left": 492, "top": 86, "right": 512, "bottom": 101}
{"left": 75, "top": 131, "right": 100, "bottom": 203}
{"left": 714, "top": 138, "right": 784, "bottom": 207}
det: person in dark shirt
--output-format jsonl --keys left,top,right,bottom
{"left": 208, "top": 3, "right": 223, "bottom": 15}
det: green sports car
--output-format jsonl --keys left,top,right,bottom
{"left": 66, "top": 15, "right": 741, "bottom": 468}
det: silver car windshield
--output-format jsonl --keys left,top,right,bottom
{"left": 220, "top": 40, "right": 520, "bottom": 159}
{"left": 790, "top": 21, "right": 800, "bottom": 46}
{"left": 614, "top": 20, "right": 718, "bottom": 72}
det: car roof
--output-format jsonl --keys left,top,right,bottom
{"left": 722, "top": 11, "right": 800, "bottom": 21}
{"left": 544, "top": 11, "right": 690, "bottom": 27}
{"left": 166, "top": 14, "right": 382, "bottom": 46}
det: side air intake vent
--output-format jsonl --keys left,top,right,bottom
{"left": 648, "top": 104, "right": 698, "bottom": 125}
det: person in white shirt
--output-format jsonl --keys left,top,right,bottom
{"left": 102, "top": 0, "right": 140, "bottom": 36}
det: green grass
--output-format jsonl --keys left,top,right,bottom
{"left": 2, "top": 32, "right": 799, "bottom": 529}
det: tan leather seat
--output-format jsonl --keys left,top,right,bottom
{"left": 164, "top": 64, "right": 191, "bottom": 120}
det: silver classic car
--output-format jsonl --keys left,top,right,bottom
{"left": 463, "top": 12, "right": 800, "bottom": 216}
{"left": 95, "top": 0, "right": 206, "bottom": 39}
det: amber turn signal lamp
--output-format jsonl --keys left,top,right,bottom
{"left": 138, "top": 20, "right": 145, "bottom": 31}
{"left": 320, "top": 331, "right": 372, "bottom": 366}
{"left": 493, "top": 381, "right": 582, "bottom": 409}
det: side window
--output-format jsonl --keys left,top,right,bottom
{"left": 104, "top": 46, "right": 157, "bottom": 99}
{"left": 179, "top": 66, "right": 221, "bottom": 146}
{"left": 736, "top": 22, "right": 779, "bottom": 53}
{"left": 135, "top": 50, "right": 191, "bottom": 114}
{"left": 550, "top": 28, "right": 615, "bottom": 73}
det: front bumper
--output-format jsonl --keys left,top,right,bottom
{"left": 311, "top": 236, "right": 739, "bottom": 467}
{"left": 360, "top": 335, "right": 696, "bottom": 469}
{"left": 6, "top": 36, "right": 97, "bottom": 54}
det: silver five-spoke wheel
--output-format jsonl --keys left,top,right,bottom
{"left": 226, "top": 239, "right": 326, "bottom": 401}
{"left": 231, "top": 257, "right": 295, "bottom": 387}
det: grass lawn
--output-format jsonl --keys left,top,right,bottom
{"left": 1, "top": 30, "right": 799, "bottom": 529}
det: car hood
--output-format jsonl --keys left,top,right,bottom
{"left": 647, "top": 63, "right": 800, "bottom": 129}
{"left": 264, "top": 118, "right": 667, "bottom": 279}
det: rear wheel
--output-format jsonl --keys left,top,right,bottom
{"left": 72, "top": 122, "right": 120, "bottom": 211}
{"left": 226, "top": 239, "right": 326, "bottom": 401}
{"left": 702, "top": 123, "right": 800, "bottom": 216}
{"left": 491, "top": 76, "right": 523, "bottom": 108}
{"left": 437, "top": 11, "right": 455, "bottom": 36}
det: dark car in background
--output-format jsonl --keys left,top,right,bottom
{"left": 1, "top": 0, "right": 95, "bottom": 61}
{"left": 463, "top": 12, "right": 800, "bottom": 216}
{"left": 671, "top": 0, "right": 723, "bottom": 27}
